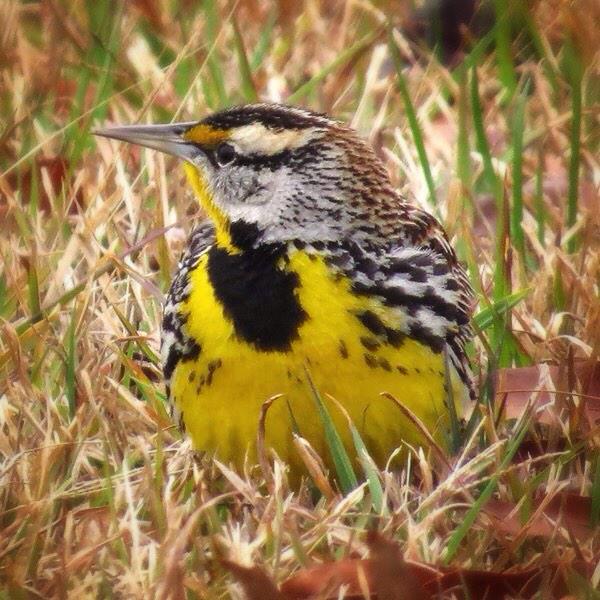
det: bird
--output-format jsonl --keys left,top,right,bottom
{"left": 95, "top": 103, "right": 474, "bottom": 478}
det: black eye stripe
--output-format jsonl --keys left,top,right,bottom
{"left": 190, "top": 141, "right": 320, "bottom": 171}
{"left": 233, "top": 145, "right": 321, "bottom": 171}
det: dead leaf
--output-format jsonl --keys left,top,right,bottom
{"left": 495, "top": 361, "right": 600, "bottom": 427}
{"left": 366, "top": 532, "right": 431, "bottom": 600}
{"left": 280, "top": 533, "right": 592, "bottom": 599}
{"left": 280, "top": 558, "right": 369, "bottom": 599}
{"left": 485, "top": 492, "right": 593, "bottom": 543}
{"left": 222, "top": 560, "right": 284, "bottom": 600}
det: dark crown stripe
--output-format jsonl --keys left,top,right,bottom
{"left": 201, "top": 103, "right": 330, "bottom": 131}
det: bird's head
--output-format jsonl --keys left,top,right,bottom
{"left": 95, "top": 104, "right": 394, "bottom": 251}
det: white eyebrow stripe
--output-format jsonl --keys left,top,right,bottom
{"left": 230, "top": 123, "right": 317, "bottom": 155}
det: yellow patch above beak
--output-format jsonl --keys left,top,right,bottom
{"left": 183, "top": 124, "right": 230, "bottom": 146}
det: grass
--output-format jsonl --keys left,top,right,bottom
{"left": 1, "top": 0, "right": 599, "bottom": 597}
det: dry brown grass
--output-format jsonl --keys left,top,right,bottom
{"left": 1, "top": 1, "right": 599, "bottom": 597}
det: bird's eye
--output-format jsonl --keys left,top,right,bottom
{"left": 215, "top": 142, "right": 236, "bottom": 167}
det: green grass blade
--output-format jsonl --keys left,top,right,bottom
{"left": 473, "top": 288, "right": 530, "bottom": 332}
{"left": 350, "top": 424, "right": 385, "bottom": 514}
{"left": 523, "top": 12, "right": 559, "bottom": 95}
{"left": 471, "top": 65, "right": 513, "bottom": 364}
{"left": 510, "top": 83, "right": 528, "bottom": 269}
{"left": 0, "top": 274, "right": 16, "bottom": 319}
{"left": 250, "top": 11, "right": 276, "bottom": 71}
{"left": 304, "top": 368, "right": 358, "bottom": 495}
{"left": 65, "top": 311, "right": 77, "bottom": 420}
{"left": 388, "top": 28, "right": 437, "bottom": 206}
{"left": 329, "top": 391, "right": 385, "bottom": 512}
{"left": 286, "top": 400, "right": 302, "bottom": 436}
{"left": 444, "top": 350, "right": 461, "bottom": 454}
{"left": 338, "top": 402, "right": 385, "bottom": 514}
{"left": 553, "top": 266, "right": 566, "bottom": 313}
{"left": 470, "top": 67, "right": 501, "bottom": 207}
{"left": 458, "top": 30, "right": 494, "bottom": 76}
{"left": 456, "top": 67, "right": 471, "bottom": 196}
{"left": 26, "top": 251, "right": 41, "bottom": 318}
{"left": 493, "top": 0, "right": 517, "bottom": 99}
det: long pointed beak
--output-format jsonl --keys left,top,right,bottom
{"left": 93, "top": 122, "right": 199, "bottom": 161}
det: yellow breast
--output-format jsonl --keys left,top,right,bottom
{"left": 170, "top": 248, "right": 464, "bottom": 475}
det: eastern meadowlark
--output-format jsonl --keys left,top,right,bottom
{"left": 96, "top": 104, "right": 474, "bottom": 476}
